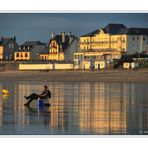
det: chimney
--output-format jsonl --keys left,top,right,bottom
{"left": 1, "top": 36, "right": 3, "bottom": 41}
{"left": 52, "top": 32, "right": 55, "bottom": 38}
{"left": 61, "top": 32, "right": 65, "bottom": 43}
{"left": 68, "top": 32, "right": 72, "bottom": 36}
{"left": 68, "top": 32, "right": 72, "bottom": 43}
{"left": 13, "top": 36, "right": 16, "bottom": 42}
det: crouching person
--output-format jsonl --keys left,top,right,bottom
{"left": 24, "top": 85, "right": 51, "bottom": 106}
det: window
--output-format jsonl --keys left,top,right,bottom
{"left": 8, "top": 43, "right": 11, "bottom": 48}
{"left": 16, "top": 53, "right": 19, "bottom": 57}
{"left": 143, "top": 37, "right": 145, "bottom": 41}
{"left": 8, "top": 43, "right": 14, "bottom": 48}
{"left": 133, "top": 37, "right": 135, "bottom": 41}
{"left": 25, "top": 53, "right": 28, "bottom": 57}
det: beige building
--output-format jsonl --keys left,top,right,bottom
{"left": 74, "top": 23, "right": 148, "bottom": 69}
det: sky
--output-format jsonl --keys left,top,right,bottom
{"left": 0, "top": 13, "right": 148, "bottom": 44}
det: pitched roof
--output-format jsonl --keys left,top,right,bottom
{"left": 81, "top": 23, "right": 148, "bottom": 37}
{"left": 30, "top": 45, "right": 48, "bottom": 55}
{"left": 0, "top": 37, "right": 15, "bottom": 46}
{"left": 22, "top": 41, "right": 45, "bottom": 47}
{"left": 80, "top": 29, "right": 100, "bottom": 37}
{"left": 81, "top": 24, "right": 127, "bottom": 37}
{"left": 103, "top": 23, "right": 127, "bottom": 34}
{"left": 118, "top": 28, "right": 148, "bottom": 35}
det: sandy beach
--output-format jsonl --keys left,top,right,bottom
{"left": 0, "top": 69, "right": 148, "bottom": 82}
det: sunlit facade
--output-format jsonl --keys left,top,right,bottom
{"left": 0, "top": 46, "right": 4, "bottom": 60}
{"left": 14, "top": 41, "right": 47, "bottom": 61}
{"left": 14, "top": 51, "right": 30, "bottom": 61}
{"left": 74, "top": 24, "right": 148, "bottom": 69}
{"left": 39, "top": 32, "right": 78, "bottom": 62}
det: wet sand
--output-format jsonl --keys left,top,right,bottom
{"left": 0, "top": 69, "right": 148, "bottom": 82}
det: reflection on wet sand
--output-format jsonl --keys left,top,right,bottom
{"left": 0, "top": 81, "right": 148, "bottom": 134}
{"left": 79, "top": 82, "right": 126, "bottom": 134}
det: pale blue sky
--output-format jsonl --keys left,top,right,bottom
{"left": 0, "top": 13, "right": 148, "bottom": 44}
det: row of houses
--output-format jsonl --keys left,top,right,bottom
{"left": 1, "top": 23, "right": 148, "bottom": 70}
{"left": 0, "top": 32, "right": 78, "bottom": 62}
{"left": 14, "top": 32, "right": 79, "bottom": 62}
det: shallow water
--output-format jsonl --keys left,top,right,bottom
{"left": 0, "top": 81, "right": 148, "bottom": 135}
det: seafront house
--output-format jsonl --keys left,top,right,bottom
{"left": 14, "top": 41, "right": 48, "bottom": 61}
{"left": 0, "top": 36, "right": 19, "bottom": 60}
{"left": 74, "top": 23, "right": 148, "bottom": 69}
{"left": 39, "top": 32, "right": 79, "bottom": 62}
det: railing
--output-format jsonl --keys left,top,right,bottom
{"left": 80, "top": 40, "right": 126, "bottom": 44}
{"left": 78, "top": 49, "right": 118, "bottom": 52}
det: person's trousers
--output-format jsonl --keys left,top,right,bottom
{"left": 26, "top": 93, "right": 41, "bottom": 104}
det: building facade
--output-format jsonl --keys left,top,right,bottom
{"left": 14, "top": 41, "right": 48, "bottom": 61}
{"left": 74, "top": 23, "right": 148, "bottom": 69}
{"left": 0, "top": 36, "right": 19, "bottom": 60}
{"left": 39, "top": 32, "right": 78, "bottom": 62}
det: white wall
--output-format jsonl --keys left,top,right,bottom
{"left": 54, "top": 63, "right": 74, "bottom": 69}
{"left": 19, "top": 64, "right": 53, "bottom": 70}
{"left": 126, "top": 35, "right": 148, "bottom": 54}
{"left": 95, "top": 61, "right": 106, "bottom": 69}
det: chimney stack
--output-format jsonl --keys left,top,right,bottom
{"left": 61, "top": 32, "right": 65, "bottom": 43}
{"left": 14, "top": 36, "right": 16, "bottom": 42}
{"left": 52, "top": 32, "right": 55, "bottom": 38}
{"left": 68, "top": 32, "right": 72, "bottom": 44}
{"left": 68, "top": 32, "right": 72, "bottom": 36}
{"left": 1, "top": 36, "right": 3, "bottom": 41}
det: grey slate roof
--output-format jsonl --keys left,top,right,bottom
{"left": 118, "top": 28, "right": 148, "bottom": 35}
{"left": 30, "top": 45, "right": 48, "bottom": 55}
{"left": 103, "top": 23, "right": 127, "bottom": 34}
{"left": 80, "top": 30, "right": 100, "bottom": 37}
{"left": 21, "top": 41, "right": 45, "bottom": 47}
{"left": 80, "top": 23, "right": 148, "bottom": 37}
{"left": 17, "top": 41, "right": 46, "bottom": 52}
{"left": 0, "top": 37, "right": 15, "bottom": 46}
{"left": 80, "top": 24, "right": 127, "bottom": 37}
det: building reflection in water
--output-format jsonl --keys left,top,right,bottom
{"left": 79, "top": 82, "right": 126, "bottom": 134}
{"left": 0, "top": 81, "right": 148, "bottom": 134}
